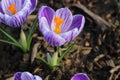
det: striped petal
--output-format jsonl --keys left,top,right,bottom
{"left": 30, "top": 0, "right": 37, "bottom": 13}
{"left": 39, "top": 17, "right": 66, "bottom": 46}
{"left": 60, "top": 15, "right": 85, "bottom": 42}
{"left": 1, "top": 0, "right": 24, "bottom": 15}
{"left": 21, "top": 72, "right": 34, "bottom": 80}
{"left": 68, "top": 15, "right": 85, "bottom": 33}
{"left": 0, "top": 9, "right": 28, "bottom": 27}
{"left": 0, "top": 2, "right": 4, "bottom": 14}
{"left": 39, "top": 17, "right": 51, "bottom": 34}
{"left": 38, "top": 6, "right": 55, "bottom": 27}
{"left": 44, "top": 31, "right": 66, "bottom": 46}
{"left": 60, "top": 28, "right": 79, "bottom": 42}
{"left": 71, "top": 73, "right": 90, "bottom": 80}
{"left": 14, "top": 72, "right": 22, "bottom": 80}
{"left": 51, "top": 8, "right": 73, "bottom": 32}
{"left": 0, "top": 13, "right": 10, "bottom": 24}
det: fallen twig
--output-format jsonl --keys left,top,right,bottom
{"left": 109, "top": 65, "right": 120, "bottom": 80}
{"left": 70, "top": 1, "right": 111, "bottom": 31}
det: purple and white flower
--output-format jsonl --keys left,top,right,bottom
{"left": 0, "top": 0, "right": 37, "bottom": 27}
{"left": 14, "top": 72, "right": 42, "bottom": 80}
{"left": 38, "top": 6, "right": 85, "bottom": 46}
{"left": 71, "top": 73, "right": 90, "bottom": 80}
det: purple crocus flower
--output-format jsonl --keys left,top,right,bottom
{"left": 14, "top": 72, "right": 42, "bottom": 80}
{"left": 71, "top": 73, "right": 90, "bottom": 80}
{"left": 38, "top": 6, "right": 85, "bottom": 46}
{"left": 0, "top": 0, "right": 37, "bottom": 27}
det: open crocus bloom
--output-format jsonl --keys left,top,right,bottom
{"left": 0, "top": 0, "right": 37, "bottom": 27}
{"left": 14, "top": 72, "right": 42, "bottom": 80}
{"left": 38, "top": 6, "right": 85, "bottom": 46}
{"left": 71, "top": 73, "right": 90, "bottom": 80}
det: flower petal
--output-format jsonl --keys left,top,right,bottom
{"left": 68, "top": 15, "right": 85, "bottom": 33}
{"left": 44, "top": 31, "right": 66, "bottom": 46}
{"left": 1, "top": 0, "right": 12, "bottom": 15}
{"left": 15, "top": 0, "right": 24, "bottom": 12}
{"left": 22, "top": 0, "right": 37, "bottom": 15}
{"left": 6, "top": 10, "right": 28, "bottom": 27}
{"left": 29, "top": 0, "right": 37, "bottom": 13}
{"left": 21, "top": 72, "right": 34, "bottom": 80}
{"left": 52, "top": 8, "right": 73, "bottom": 32}
{"left": 46, "top": 52, "right": 52, "bottom": 64}
{"left": 1, "top": 0, "right": 24, "bottom": 15}
{"left": 38, "top": 6, "right": 55, "bottom": 27}
{"left": 39, "top": 17, "right": 51, "bottom": 34}
{"left": 14, "top": 72, "right": 22, "bottom": 80}
{"left": 60, "top": 28, "right": 79, "bottom": 42}
{"left": 0, "top": 2, "right": 4, "bottom": 14}
{"left": 0, "top": 13, "right": 10, "bottom": 24}
{"left": 34, "top": 75, "right": 42, "bottom": 80}
{"left": 71, "top": 73, "right": 90, "bottom": 80}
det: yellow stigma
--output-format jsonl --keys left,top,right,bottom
{"left": 8, "top": 4, "right": 17, "bottom": 15}
{"left": 54, "top": 17, "right": 64, "bottom": 34}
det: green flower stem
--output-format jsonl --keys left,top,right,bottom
{"left": 57, "top": 46, "right": 60, "bottom": 52}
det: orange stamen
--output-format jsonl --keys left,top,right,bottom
{"left": 54, "top": 17, "right": 64, "bottom": 34}
{"left": 8, "top": 4, "right": 17, "bottom": 15}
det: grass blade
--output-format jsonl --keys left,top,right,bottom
{"left": 36, "top": 53, "right": 50, "bottom": 66}
{"left": 0, "top": 28, "right": 21, "bottom": 47}
{"left": 27, "top": 16, "right": 38, "bottom": 50}
{"left": 57, "top": 42, "right": 75, "bottom": 63}
{"left": 20, "top": 29, "right": 27, "bottom": 52}
{"left": 0, "top": 39, "right": 19, "bottom": 47}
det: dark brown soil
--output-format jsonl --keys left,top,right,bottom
{"left": 0, "top": 0, "right": 120, "bottom": 80}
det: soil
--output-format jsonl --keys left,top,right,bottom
{"left": 0, "top": 0, "right": 120, "bottom": 80}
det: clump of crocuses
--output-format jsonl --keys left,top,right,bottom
{"left": 0, "top": 0, "right": 37, "bottom": 27}
{"left": 14, "top": 72, "right": 90, "bottom": 80}
{"left": 38, "top": 6, "right": 85, "bottom": 46}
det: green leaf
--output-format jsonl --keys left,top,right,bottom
{"left": 0, "top": 39, "right": 19, "bottom": 47}
{"left": 51, "top": 52, "right": 58, "bottom": 66}
{"left": 57, "top": 42, "right": 75, "bottom": 63}
{"left": 36, "top": 53, "right": 50, "bottom": 66}
{"left": 27, "top": 16, "right": 38, "bottom": 50}
{"left": 0, "top": 28, "right": 22, "bottom": 48}
{"left": 20, "top": 29, "right": 27, "bottom": 52}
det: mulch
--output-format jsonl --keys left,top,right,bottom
{"left": 0, "top": 0, "right": 120, "bottom": 80}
